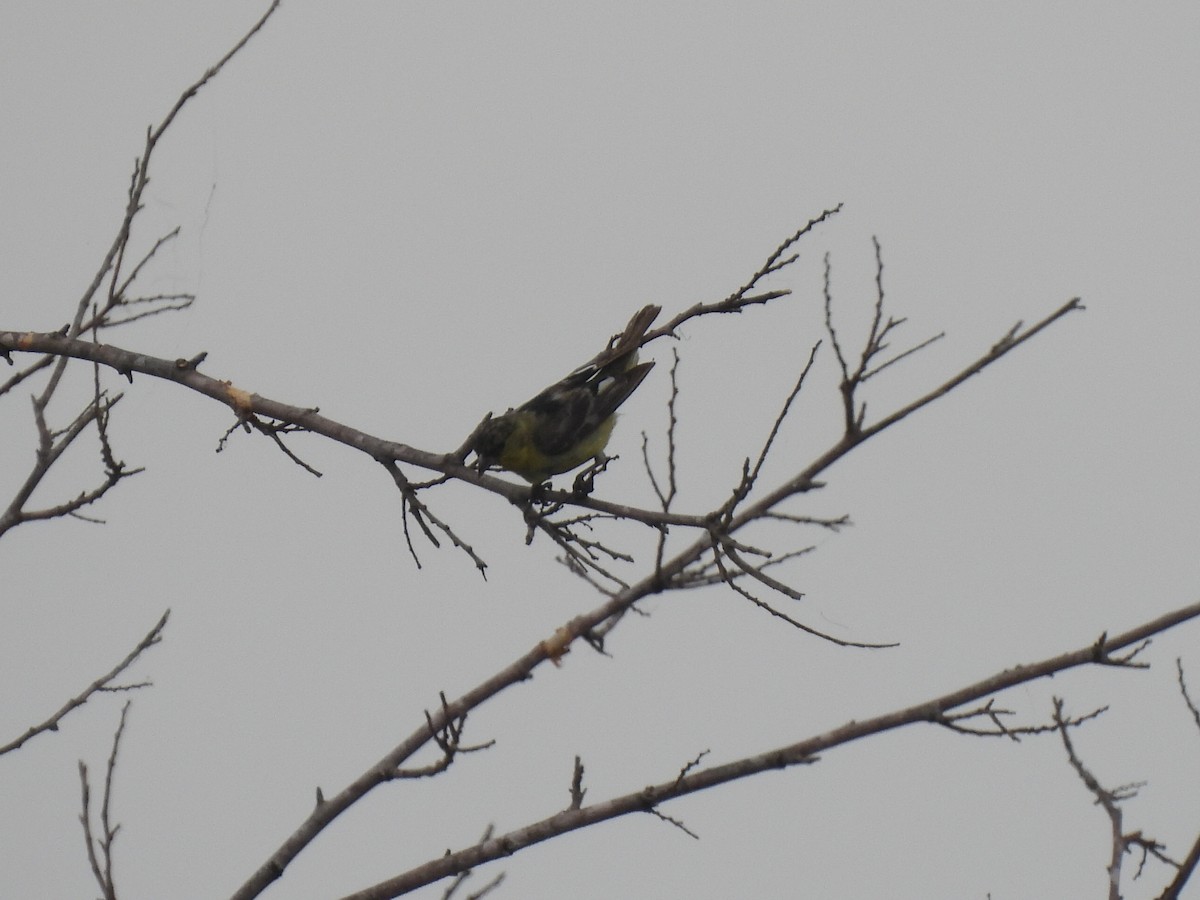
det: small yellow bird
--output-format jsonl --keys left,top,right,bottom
{"left": 470, "top": 305, "right": 660, "bottom": 483}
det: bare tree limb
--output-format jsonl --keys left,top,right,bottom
{"left": 0, "top": 611, "right": 168, "bottom": 756}
{"left": 1159, "top": 833, "right": 1200, "bottom": 900}
{"left": 236, "top": 590, "right": 1199, "bottom": 899}
{"left": 1053, "top": 697, "right": 1177, "bottom": 899}
{"left": 78, "top": 701, "right": 134, "bottom": 900}
{"left": 0, "top": 1, "right": 280, "bottom": 545}
{"left": 439, "top": 825, "right": 505, "bottom": 900}
{"left": 1176, "top": 658, "right": 1200, "bottom": 733}
{"left": 1155, "top": 660, "right": 1200, "bottom": 899}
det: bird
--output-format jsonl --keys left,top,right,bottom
{"left": 469, "top": 304, "right": 660, "bottom": 483}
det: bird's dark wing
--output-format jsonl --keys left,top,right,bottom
{"left": 591, "top": 361, "right": 654, "bottom": 423}
{"left": 520, "top": 381, "right": 596, "bottom": 456}
{"left": 504, "top": 304, "right": 661, "bottom": 458}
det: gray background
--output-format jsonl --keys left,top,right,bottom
{"left": 2, "top": 3, "right": 1198, "bottom": 898}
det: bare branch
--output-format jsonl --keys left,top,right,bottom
{"left": 642, "top": 348, "right": 682, "bottom": 515}
{"left": 67, "top": 1, "right": 281, "bottom": 378}
{"left": 0, "top": 354, "right": 53, "bottom": 397}
{"left": 709, "top": 296, "right": 1085, "bottom": 545}
{"left": 636, "top": 206, "right": 842, "bottom": 350}
{"left": 4, "top": 291, "right": 1081, "bottom": 556}
{"left": 860, "top": 297, "right": 1084, "bottom": 440}
{"left": 111, "top": 227, "right": 181, "bottom": 301}
{"left": 1176, "top": 658, "right": 1200, "bottom": 733}
{"left": 1, "top": 610, "right": 168, "bottom": 756}
{"left": 1054, "top": 698, "right": 1138, "bottom": 900}
{"left": 439, "top": 826, "right": 505, "bottom": 900}
{"left": 2, "top": 3, "right": 278, "bottom": 546}
{"left": 78, "top": 762, "right": 110, "bottom": 900}
{"left": 393, "top": 697, "right": 493, "bottom": 780}
{"left": 648, "top": 806, "right": 700, "bottom": 840}
{"left": 0, "top": 389, "right": 143, "bottom": 537}
{"left": 738, "top": 340, "right": 822, "bottom": 507}
{"left": 861, "top": 329, "right": 945, "bottom": 382}
{"left": 569, "top": 756, "right": 587, "bottom": 810}
{"left": 328, "top": 601, "right": 1200, "bottom": 899}
{"left": 723, "top": 205, "right": 843, "bottom": 303}
{"left": 937, "top": 697, "right": 1108, "bottom": 741}
{"left": 78, "top": 701, "right": 134, "bottom": 900}
{"left": 1159, "top": 831, "right": 1200, "bottom": 900}
{"left": 825, "top": 239, "right": 949, "bottom": 436}
{"left": 383, "top": 461, "right": 489, "bottom": 577}
{"left": 714, "top": 537, "right": 897, "bottom": 648}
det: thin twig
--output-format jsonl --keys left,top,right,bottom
{"left": 79, "top": 702, "right": 134, "bottom": 900}
{"left": 1, "top": 611, "right": 168, "bottom": 756}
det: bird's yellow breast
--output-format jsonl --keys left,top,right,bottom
{"left": 498, "top": 412, "right": 617, "bottom": 482}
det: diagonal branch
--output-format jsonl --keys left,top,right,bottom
{"left": 333, "top": 599, "right": 1200, "bottom": 899}
{"left": 718, "top": 297, "right": 1085, "bottom": 539}
{"left": 0, "top": 611, "right": 168, "bottom": 756}
{"left": 643, "top": 205, "right": 843, "bottom": 349}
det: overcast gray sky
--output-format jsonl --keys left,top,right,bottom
{"left": 3, "top": 3, "right": 1199, "bottom": 898}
